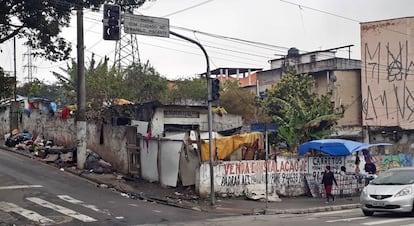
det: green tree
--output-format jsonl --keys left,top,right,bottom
{"left": 17, "top": 79, "right": 44, "bottom": 98}
{"left": 85, "top": 56, "right": 124, "bottom": 109}
{"left": 219, "top": 80, "right": 269, "bottom": 123}
{"left": 0, "top": 68, "right": 15, "bottom": 99}
{"left": 53, "top": 57, "right": 167, "bottom": 109}
{"left": 122, "top": 62, "right": 168, "bottom": 104}
{"left": 0, "top": 0, "right": 147, "bottom": 61}
{"left": 260, "top": 73, "right": 343, "bottom": 152}
{"left": 167, "top": 76, "right": 208, "bottom": 102}
{"left": 52, "top": 54, "right": 124, "bottom": 108}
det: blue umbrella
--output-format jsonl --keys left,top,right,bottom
{"left": 298, "top": 139, "right": 392, "bottom": 156}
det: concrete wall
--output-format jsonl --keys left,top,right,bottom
{"left": 334, "top": 70, "right": 362, "bottom": 126}
{"left": 151, "top": 107, "right": 243, "bottom": 136}
{"left": 197, "top": 152, "right": 414, "bottom": 197}
{"left": 0, "top": 108, "right": 129, "bottom": 173}
{"left": 198, "top": 157, "right": 308, "bottom": 197}
{"left": 256, "top": 69, "right": 282, "bottom": 94}
{"left": 0, "top": 106, "right": 10, "bottom": 137}
{"left": 270, "top": 52, "right": 337, "bottom": 69}
{"left": 361, "top": 17, "right": 414, "bottom": 129}
{"left": 152, "top": 108, "right": 209, "bottom": 136}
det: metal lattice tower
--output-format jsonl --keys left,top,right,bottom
{"left": 22, "top": 47, "right": 37, "bottom": 82}
{"left": 114, "top": 32, "right": 140, "bottom": 72}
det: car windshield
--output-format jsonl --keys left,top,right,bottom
{"left": 371, "top": 169, "right": 414, "bottom": 185}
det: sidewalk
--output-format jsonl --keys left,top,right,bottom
{"left": 65, "top": 168, "right": 361, "bottom": 215}
{"left": 0, "top": 143, "right": 361, "bottom": 216}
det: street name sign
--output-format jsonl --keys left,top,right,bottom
{"left": 251, "top": 123, "right": 278, "bottom": 132}
{"left": 124, "top": 14, "right": 169, "bottom": 38}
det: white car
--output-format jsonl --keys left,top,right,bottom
{"left": 360, "top": 167, "right": 414, "bottom": 216}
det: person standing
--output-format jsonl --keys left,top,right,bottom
{"left": 321, "top": 165, "right": 338, "bottom": 203}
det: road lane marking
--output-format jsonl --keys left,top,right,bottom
{"left": 326, "top": 216, "right": 368, "bottom": 222}
{"left": 0, "top": 185, "right": 43, "bottom": 190}
{"left": 0, "top": 201, "right": 55, "bottom": 225}
{"left": 27, "top": 197, "right": 97, "bottom": 222}
{"left": 363, "top": 218, "right": 413, "bottom": 225}
{"left": 57, "top": 195, "right": 110, "bottom": 215}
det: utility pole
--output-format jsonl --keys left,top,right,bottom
{"left": 9, "top": 37, "right": 19, "bottom": 134}
{"left": 13, "top": 37, "right": 16, "bottom": 101}
{"left": 76, "top": 6, "right": 87, "bottom": 170}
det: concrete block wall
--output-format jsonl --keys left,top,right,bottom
{"left": 0, "top": 108, "right": 129, "bottom": 174}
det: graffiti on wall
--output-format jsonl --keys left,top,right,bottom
{"left": 306, "top": 156, "right": 345, "bottom": 197}
{"left": 362, "top": 41, "right": 414, "bottom": 125}
{"left": 375, "top": 153, "right": 413, "bottom": 173}
{"left": 307, "top": 156, "right": 344, "bottom": 181}
{"left": 219, "top": 158, "right": 307, "bottom": 187}
{"left": 201, "top": 154, "right": 414, "bottom": 198}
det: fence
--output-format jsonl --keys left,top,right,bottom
{"left": 305, "top": 173, "right": 366, "bottom": 198}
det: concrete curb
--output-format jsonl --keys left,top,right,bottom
{"left": 263, "top": 203, "right": 361, "bottom": 215}
{"left": 0, "top": 144, "right": 202, "bottom": 210}
{"left": 0, "top": 144, "right": 362, "bottom": 216}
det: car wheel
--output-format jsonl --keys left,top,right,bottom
{"left": 363, "top": 210, "right": 374, "bottom": 216}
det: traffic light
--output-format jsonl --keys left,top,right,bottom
{"left": 103, "top": 4, "right": 121, "bottom": 40}
{"left": 211, "top": 78, "right": 220, "bottom": 101}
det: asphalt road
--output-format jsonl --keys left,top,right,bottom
{"left": 160, "top": 208, "right": 414, "bottom": 226}
{"left": 0, "top": 149, "right": 225, "bottom": 225}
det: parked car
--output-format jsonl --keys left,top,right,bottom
{"left": 360, "top": 167, "right": 414, "bottom": 216}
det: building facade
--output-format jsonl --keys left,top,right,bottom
{"left": 361, "top": 17, "right": 414, "bottom": 130}
{"left": 257, "top": 46, "right": 363, "bottom": 139}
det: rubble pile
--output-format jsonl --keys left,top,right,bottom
{"left": 84, "top": 150, "right": 113, "bottom": 174}
{"left": 4, "top": 129, "right": 76, "bottom": 167}
{"left": 4, "top": 129, "right": 114, "bottom": 174}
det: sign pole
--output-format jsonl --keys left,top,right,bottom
{"left": 250, "top": 122, "right": 278, "bottom": 210}
{"left": 169, "top": 30, "right": 215, "bottom": 206}
{"left": 265, "top": 128, "right": 269, "bottom": 209}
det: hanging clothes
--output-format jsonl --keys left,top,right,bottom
{"left": 50, "top": 102, "right": 57, "bottom": 112}
{"left": 362, "top": 149, "right": 372, "bottom": 163}
{"left": 29, "top": 101, "right": 35, "bottom": 110}
{"left": 17, "top": 109, "right": 23, "bottom": 123}
{"left": 61, "top": 107, "right": 70, "bottom": 120}
{"left": 24, "top": 109, "right": 31, "bottom": 118}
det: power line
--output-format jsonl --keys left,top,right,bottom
{"left": 137, "top": 40, "right": 268, "bottom": 68}
{"left": 62, "top": 12, "right": 276, "bottom": 68}
{"left": 64, "top": 10, "right": 279, "bottom": 64}
{"left": 19, "top": 1, "right": 380, "bottom": 81}
{"left": 171, "top": 25, "right": 291, "bottom": 52}
{"left": 67, "top": 5, "right": 343, "bottom": 65}
{"left": 280, "top": 0, "right": 414, "bottom": 38}
{"left": 162, "top": 0, "right": 215, "bottom": 17}
{"left": 280, "top": 0, "right": 360, "bottom": 23}
{"left": 80, "top": 9, "right": 280, "bottom": 61}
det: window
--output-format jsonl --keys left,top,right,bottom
{"left": 310, "top": 54, "right": 316, "bottom": 62}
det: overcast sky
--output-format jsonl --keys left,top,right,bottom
{"left": 1, "top": 0, "right": 414, "bottom": 84}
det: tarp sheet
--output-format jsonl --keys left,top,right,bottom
{"left": 299, "top": 139, "right": 392, "bottom": 156}
{"left": 200, "top": 132, "right": 263, "bottom": 161}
